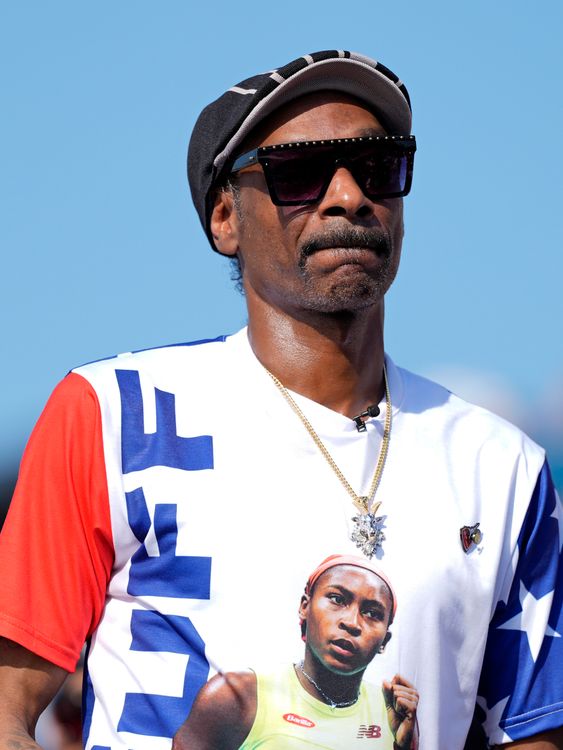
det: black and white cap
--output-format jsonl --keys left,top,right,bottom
{"left": 187, "top": 50, "right": 412, "bottom": 251}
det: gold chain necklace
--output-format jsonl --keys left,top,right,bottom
{"left": 265, "top": 365, "right": 392, "bottom": 558}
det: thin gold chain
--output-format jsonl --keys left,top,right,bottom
{"left": 265, "top": 365, "right": 392, "bottom": 514}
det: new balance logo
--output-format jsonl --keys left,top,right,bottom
{"left": 357, "top": 724, "right": 382, "bottom": 738}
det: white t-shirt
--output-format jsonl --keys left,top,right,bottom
{"left": 1, "top": 328, "right": 561, "bottom": 749}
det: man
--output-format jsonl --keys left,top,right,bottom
{"left": 0, "top": 50, "right": 561, "bottom": 750}
{"left": 174, "top": 554, "right": 419, "bottom": 749}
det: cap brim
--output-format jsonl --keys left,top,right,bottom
{"left": 214, "top": 56, "right": 412, "bottom": 173}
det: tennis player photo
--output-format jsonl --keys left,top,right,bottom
{"left": 173, "top": 554, "right": 419, "bottom": 749}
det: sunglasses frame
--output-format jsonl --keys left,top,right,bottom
{"left": 229, "top": 135, "right": 416, "bottom": 206}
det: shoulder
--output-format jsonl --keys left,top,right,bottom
{"left": 68, "top": 329, "right": 247, "bottom": 405}
{"left": 72, "top": 331, "right": 237, "bottom": 379}
{"left": 174, "top": 670, "right": 256, "bottom": 750}
{"left": 393, "top": 360, "right": 545, "bottom": 467}
{"left": 197, "top": 669, "right": 257, "bottom": 708}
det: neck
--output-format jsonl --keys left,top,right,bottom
{"left": 296, "top": 654, "right": 364, "bottom": 706}
{"left": 247, "top": 298, "right": 386, "bottom": 419}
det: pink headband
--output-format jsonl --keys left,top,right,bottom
{"left": 304, "top": 554, "right": 397, "bottom": 620}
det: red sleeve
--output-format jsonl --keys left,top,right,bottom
{"left": 0, "top": 372, "right": 114, "bottom": 672}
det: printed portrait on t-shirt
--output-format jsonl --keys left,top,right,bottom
{"left": 175, "top": 554, "right": 420, "bottom": 750}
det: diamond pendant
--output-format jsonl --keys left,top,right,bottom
{"left": 351, "top": 512, "right": 386, "bottom": 558}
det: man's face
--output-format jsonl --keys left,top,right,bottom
{"left": 215, "top": 92, "right": 405, "bottom": 316}
{"left": 299, "top": 565, "right": 393, "bottom": 675}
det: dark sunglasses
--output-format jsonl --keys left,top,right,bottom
{"left": 229, "top": 135, "right": 416, "bottom": 206}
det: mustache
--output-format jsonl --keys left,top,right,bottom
{"left": 300, "top": 227, "right": 391, "bottom": 260}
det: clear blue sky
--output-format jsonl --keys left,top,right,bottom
{"left": 1, "top": 1, "right": 562, "bottom": 485}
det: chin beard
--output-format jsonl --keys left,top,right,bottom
{"left": 305, "top": 278, "right": 393, "bottom": 313}
{"left": 300, "top": 249, "right": 398, "bottom": 314}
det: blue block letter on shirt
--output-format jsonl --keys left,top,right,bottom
{"left": 116, "top": 369, "right": 213, "bottom": 473}
{"left": 118, "top": 489, "right": 212, "bottom": 738}
{"left": 126, "top": 487, "right": 211, "bottom": 599}
{"left": 118, "top": 611, "right": 210, "bottom": 738}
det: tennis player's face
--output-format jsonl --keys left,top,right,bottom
{"left": 299, "top": 565, "right": 393, "bottom": 675}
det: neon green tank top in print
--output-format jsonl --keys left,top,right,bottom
{"left": 240, "top": 665, "right": 394, "bottom": 749}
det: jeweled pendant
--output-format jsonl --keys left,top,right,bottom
{"left": 351, "top": 512, "right": 386, "bottom": 558}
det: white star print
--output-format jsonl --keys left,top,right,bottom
{"left": 498, "top": 582, "right": 561, "bottom": 662}
{"left": 477, "top": 695, "right": 512, "bottom": 745}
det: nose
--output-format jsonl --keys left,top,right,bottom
{"left": 317, "top": 165, "right": 375, "bottom": 220}
{"left": 339, "top": 606, "right": 362, "bottom": 636}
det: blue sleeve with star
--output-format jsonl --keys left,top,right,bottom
{"left": 476, "top": 460, "right": 563, "bottom": 745}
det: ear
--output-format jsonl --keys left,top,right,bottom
{"left": 299, "top": 594, "right": 310, "bottom": 642}
{"left": 378, "top": 630, "right": 392, "bottom": 654}
{"left": 210, "top": 188, "right": 240, "bottom": 257}
{"left": 298, "top": 594, "right": 310, "bottom": 621}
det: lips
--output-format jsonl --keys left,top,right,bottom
{"left": 318, "top": 247, "right": 380, "bottom": 264}
{"left": 330, "top": 638, "right": 358, "bottom": 656}
{"left": 311, "top": 242, "right": 379, "bottom": 253}
{"left": 299, "top": 246, "right": 386, "bottom": 276}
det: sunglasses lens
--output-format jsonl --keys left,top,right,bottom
{"left": 264, "top": 150, "right": 330, "bottom": 204}
{"left": 354, "top": 151, "right": 409, "bottom": 199}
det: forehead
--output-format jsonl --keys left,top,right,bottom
{"left": 243, "top": 92, "right": 387, "bottom": 150}
{"left": 314, "top": 565, "right": 392, "bottom": 605}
